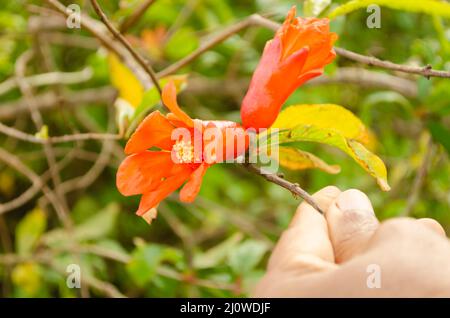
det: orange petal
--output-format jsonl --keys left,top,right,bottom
{"left": 116, "top": 151, "right": 173, "bottom": 196}
{"left": 179, "top": 162, "right": 208, "bottom": 202}
{"left": 136, "top": 166, "right": 192, "bottom": 215}
{"left": 125, "top": 111, "right": 175, "bottom": 155}
{"left": 162, "top": 81, "right": 194, "bottom": 128}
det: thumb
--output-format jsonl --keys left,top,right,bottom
{"left": 326, "top": 189, "right": 379, "bottom": 263}
{"left": 267, "top": 186, "right": 341, "bottom": 274}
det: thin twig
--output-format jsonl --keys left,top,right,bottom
{"left": 89, "top": 0, "right": 162, "bottom": 95}
{"left": 15, "top": 51, "right": 72, "bottom": 229}
{"left": 0, "top": 68, "right": 93, "bottom": 96}
{"left": 402, "top": 137, "right": 435, "bottom": 216}
{"left": 243, "top": 163, "right": 325, "bottom": 214}
{"left": 157, "top": 14, "right": 260, "bottom": 78}
{"left": 0, "top": 148, "right": 64, "bottom": 217}
{"left": 158, "top": 13, "right": 450, "bottom": 79}
{"left": 0, "top": 86, "right": 116, "bottom": 120}
{"left": 44, "top": 0, "right": 152, "bottom": 89}
{"left": 0, "top": 121, "right": 121, "bottom": 144}
{"left": 251, "top": 15, "right": 450, "bottom": 79}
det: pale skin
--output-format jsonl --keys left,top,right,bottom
{"left": 253, "top": 187, "right": 450, "bottom": 297}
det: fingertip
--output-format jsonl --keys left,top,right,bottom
{"left": 326, "top": 189, "right": 379, "bottom": 263}
{"left": 418, "top": 218, "right": 446, "bottom": 237}
{"left": 291, "top": 186, "right": 341, "bottom": 227}
{"left": 335, "top": 189, "right": 374, "bottom": 215}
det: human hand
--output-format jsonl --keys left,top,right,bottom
{"left": 253, "top": 187, "right": 450, "bottom": 297}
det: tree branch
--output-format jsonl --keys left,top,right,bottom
{"left": 89, "top": 0, "right": 162, "bottom": 95}
{"left": 243, "top": 163, "right": 325, "bottom": 214}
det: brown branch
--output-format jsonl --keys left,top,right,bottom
{"left": 0, "top": 68, "right": 93, "bottom": 96}
{"left": 252, "top": 15, "right": 450, "bottom": 79}
{"left": 89, "top": 0, "right": 162, "bottom": 95}
{"left": 119, "top": 0, "right": 156, "bottom": 33}
{"left": 308, "top": 67, "right": 418, "bottom": 98}
{"left": 158, "top": 13, "right": 450, "bottom": 79}
{"left": 44, "top": 0, "right": 152, "bottom": 89}
{"left": 0, "top": 86, "right": 116, "bottom": 120}
{"left": 157, "top": 14, "right": 261, "bottom": 78}
{"left": 334, "top": 47, "right": 450, "bottom": 79}
{"left": 0, "top": 148, "right": 65, "bottom": 218}
{"left": 402, "top": 137, "right": 435, "bottom": 216}
{"left": 0, "top": 121, "right": 121, "bottom": 144}
{"left": 243, "top": 163, "right": 325, "bottom": 214}
{"left": 15, "top": 51, "right": 72, "bottom": 228}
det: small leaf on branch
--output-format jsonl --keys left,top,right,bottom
{"left": 276, "top": 146, "right": 341, "bottom": 174}
{"left": 276, "top": 124, "right": 390, "bottom": 191}
{"left": 272, "top": 104, "right": 375, "bottom": 149}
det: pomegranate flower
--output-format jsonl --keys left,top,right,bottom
{"left": 241, "top": 6, "right": 338, "bottom": 130}
{"left": 116, "top": 82, "right": 247, "bottom": 218}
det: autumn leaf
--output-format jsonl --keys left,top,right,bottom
{"left": 108, "top": 53, "right": 187, "bottom": 136}
{"left": 272, "top": 104, "right": 374, "bottom": 148}
{"left": 269, "top": 104, "right": 390, "bottom": 191}
{"left": 276, "top": 146, "right": 341, "bottom": 174}
{"left": 108, "top": 53, "right": 144, "bottom": 109}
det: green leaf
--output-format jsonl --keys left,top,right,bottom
{"left": 272, "top": 104, "right": 374, "bottom": 148}
{"left": 304, "top": 0, "right": 332, "bottom": 17}
{"left": 270, "top": 104, "right": 389, "bottom": 190}
{"left": 277, "top": 125, "right": 390, "bottom": 191}
{"left": 15, "top": 208, "right": 47, "bottom": 255}
{"left": 126, "top": 244, "right": 182, "bottom": 287}
{"left": 164, "top": 27, "right": 199, "bottom": 60}
{"left": 329, "top": 0, "right": 450, "bottom": 19}
{"left": 228, "top": 240, "right": 269, "bottom": 275}
{"left": 277, "top": 146, "right": 341, "bottom": 174}
{"left": 193, "top": 233, "right": 244, "bottom": 269}
{"left": 126, "top": 245, "right": 163, "bottom": 287}
{"left": 43, "top": 203, "right": 119, "bottom": 246}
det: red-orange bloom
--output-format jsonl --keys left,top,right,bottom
{"left": 116, "top": 82, "right": 247, "bottom": 218}
{"left": 241, "top": 6, "right": 338, "bottom": 130}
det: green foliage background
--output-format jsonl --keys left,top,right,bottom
{"left": 0, "top": 0, "right": 449, "bottom": 297}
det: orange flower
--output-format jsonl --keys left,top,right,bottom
{"left": 241, "top": 6, "right": 338, "bottom": 130}
{"left": 116, "top": 82, "right": 247, "bottom": 218}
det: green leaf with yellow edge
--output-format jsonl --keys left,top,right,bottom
{"left": 272, "top": 104, "right": 375, "bottom": 149}
{"left": 277, "top": 125, "right": 390, "bottom": 191}
{"left": 276, "top": 147, "right": 341, "bottom": 174}
{"left": 15, "top": 207, "right": 47, "bottom": 255}
{"left": 328, "top": 0, "right": 450, "bottom": 19}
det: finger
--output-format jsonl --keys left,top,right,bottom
{"left": 417, "top": 218, "right": 446, "bottom": 237}
{"left": 267, "top": 186, "right": 341, "bottom": 273}
{"left": 326, "top": 189, "right": 379, "bottom": 263}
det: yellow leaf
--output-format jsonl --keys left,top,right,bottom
{"left": 34, "top": 125, "right": 49, "bottom": 140}
{"left": 277, "top": 125, "right": 390, "bottom": 191}
{"left": 272, "top": 104, "right": 374, "bottom": 148}
{"left": 108, "top": 53, "right": 144, "bottom": 108}
{"left": 12, "top": 262, "right": 42, "bottom": 296}
{"left": 276, "top": 147, "right": 341, "bottom": 174}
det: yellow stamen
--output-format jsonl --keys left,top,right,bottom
{"left": 172, "top": 140, "right": 194, "bottom": 163}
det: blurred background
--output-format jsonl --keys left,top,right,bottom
{"left": 0, "top": 0, "right": 449, "bottom": 297}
